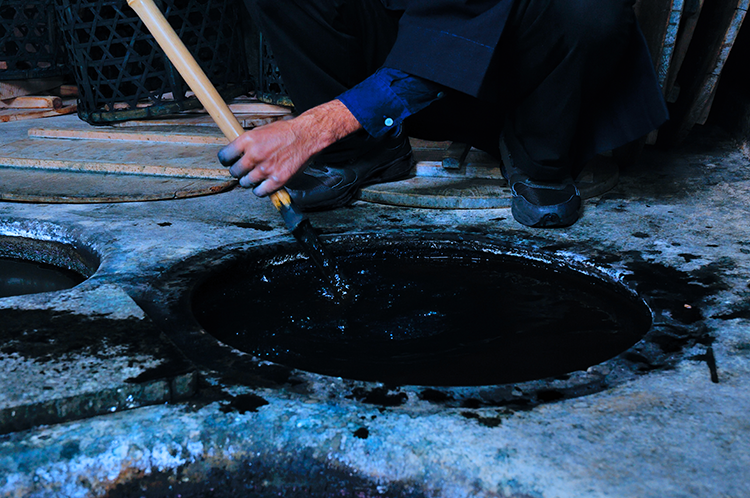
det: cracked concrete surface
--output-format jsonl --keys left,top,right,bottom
{"left": 1, "top": 115, "right": 749, "bottom": 497}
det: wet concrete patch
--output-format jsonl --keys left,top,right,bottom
{"left": 0, "top": 285, "right": 196, "bottom": 434}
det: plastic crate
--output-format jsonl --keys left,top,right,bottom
{"left": 0, "top": 0, "right": 68, "bottom": 80}
{"left": 255, "top": 32, "right": 292, "bottom": 108}
{"left": 54, "top": 0, "right": 249, "bottom": 124}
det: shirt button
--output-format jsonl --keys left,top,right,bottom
{"left": 384, "top": 117, "right": 394, "bottom": 127}
{"left": 437, "top": 91, "right": 445, "bottom": 99}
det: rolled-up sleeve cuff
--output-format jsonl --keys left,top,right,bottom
{"left": 337, "top": 70, "right": 413, "bottom": 138}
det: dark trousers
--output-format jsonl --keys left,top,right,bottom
{"left": 244, "top": 0, "right": 636, "bottom": 180}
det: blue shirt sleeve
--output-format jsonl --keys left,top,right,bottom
{"left": 337, "top": 67, "right": 445, "bottom": 138}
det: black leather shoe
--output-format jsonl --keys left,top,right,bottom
{"left": 286, "top": 134, "right": 413, "bottom": 210}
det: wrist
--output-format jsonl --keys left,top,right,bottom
{"left": 296, "top": 100, "right": 363, "bottom": 154}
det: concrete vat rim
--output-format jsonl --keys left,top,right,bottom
{"left": 134, "top": 231, "right": 712, "bottom": 409}
{"left": 0, "top": 230, "right": 101, "bottom": 299}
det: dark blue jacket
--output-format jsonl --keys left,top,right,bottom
{"left": 381, "top": 0, "right": 513, "bottom": 97}
{"left": 379, "top": 0, "right": 668, "bottom": 156}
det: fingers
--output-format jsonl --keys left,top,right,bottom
{"left": 223, "top": 134, "right": 259, "bottom": 179}
{"left": 238, "top": 162, "right": 284, "bottom": 196}
{"left": 217, "top": 140, "right": 243, "bottom": 166}
{"left": 235, "top": 156, "right": 266, "bottom": 186}
{"left": 228, "top": 160, "right": 249, "bottom": 179}
{"left": 252, "top": 177, "right": 284, "bottom": 197}
{"left": 217, "top": 120, "right": 311, "bottom": 198}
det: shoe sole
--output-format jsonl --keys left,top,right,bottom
{"left": 511, "top": 194, "right": 581, "bottom": 228}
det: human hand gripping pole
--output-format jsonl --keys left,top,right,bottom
{"left": 127, "top": 0, "right": 350, "bottom": 300}
{"left": 126, "top": 0, "right": 303, "bottom": 231}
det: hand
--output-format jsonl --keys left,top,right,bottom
{"left": 218, "top": 99, "right": 362, "bottom": 197}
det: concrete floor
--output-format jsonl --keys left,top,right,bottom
{"left": 1, "top": 114, "right": 749, "bottom": 497}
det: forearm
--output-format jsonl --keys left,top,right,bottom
{"left": 293, "top": 99, "right": 363, "bottom": 156}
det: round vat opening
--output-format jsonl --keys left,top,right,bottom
{"left": 0, "top": 235, "right": 99, "bottom": 298}
{"left": 192, "top": 237, "right": 652, "bottom": 386}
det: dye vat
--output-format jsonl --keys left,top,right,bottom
{"left": 0, "top": 235, "right": 98, "bottom": 298}
{"left": 191, "top": 237, "right": 652, "bottom": 387}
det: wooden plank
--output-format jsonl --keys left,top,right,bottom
{"left": 0, "top": 167, "right": 235, "bottom": 204}
{"left": 660, "top": 0, "right": 685, "bottom": 90}
{"left": 113, "top": 113, "right": 287, "bottom": 130}
{"left": 0, "top": 156, "right": 231, "bottom": 180}
{"left": 225, "top": 102, "right": 292, "bottom": 115}
{"left": 664, "top": 0, "right": 705, "bottom": 102}
{"left": 58, "top": 85, "right": 79, "bottom": 97}
{"left": 696, "top": 85, "right": 718, "bottom": 125}
{"left": 0, "top": 96, "right": 62, "bottom": 109}
{"left": 663, "top": 0, "right": 748, "bottom": 143}
{"left": 0, "top": 102, "right": 77, "bottom": 123}
{"left": 0, "top": 135, "right": 232, "bottom": 180}
{"left": 634, "top": 0, "right": 684, "bottom": 91}
{"left": 29, "top": 125, "right": 230, "bottom": 146}
{"left": 0, "top": 77, "right": 65, "bottom": 100}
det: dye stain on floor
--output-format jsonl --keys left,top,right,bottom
{"left": 192, "top": 245, "right": 652, "bottom": 386}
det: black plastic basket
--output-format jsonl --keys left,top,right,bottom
{"left": 0, "top": 0, "right": 69, "bottom": 80}
{"left": 54, "top": 0, "right": 249, "bottom": 124}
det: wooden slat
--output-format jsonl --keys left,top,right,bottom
{"left": 635, "top": 0, "right": 684, "bottom": 91}
{"left": 0, "top": 77, "right": 65, "bottom": 100}
{"left": 225, "top": 102, "right": 291, "bottom": 115}
{"left": 663, "top": 0, "right": 748, "bottom": 143}
{"left": 0, "top": 167, "right": 235, "bottom": 203}
{"left": 58, "top": 85, "right": 79, "bottom": 97}
{"left": 664, "top": 0, "right": 705, "bottom": 102}
{"left": 0, "top": 156, "right": 231, "bottom": 180}
{"left": 0, "top": 134, "right": 231, "bottom": 180}
{"left": 29, "top": 125, "right": 229, "bottom": 146}
{"left": 0, "top": 96, "right": 62, "bottom": 109}
{"left": 113, "top": 113, "right": 287, "bottom": 130}
{"left": 0, "top": 101, "right": 77, "bottom": 123}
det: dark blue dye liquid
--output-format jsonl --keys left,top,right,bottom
{"left": 0, "top": 258, "right": 85, "bottom": 298}
{"left": 193, "top": 249, "right": 651, "bottom": 386}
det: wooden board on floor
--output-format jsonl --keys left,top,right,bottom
{"left": 0, "top": 167, "right": 236, "bottom": 203}
{"left": 0, "top": 77, "right": 65, "bottom": 100}
{"left": 109, "top": 101, "right": 292, "bottom": 129}
{"left": 0, "top": 96, "right": 62, "bottom": 109}
{"left": 112, "top": 112, "right": 288, "bottom": 130}
{"left": 0, "top": 121, "right": 236, "bottom": 202}
{"left": 0, "top": 133, "right": 232, "bottom": 180}
{"left": 0, "top": 101, "right": 77, "bottom": 123}
{"left": 29, "top": 122, "right": 230, "bottom": 146}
